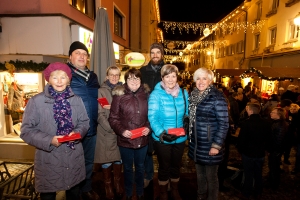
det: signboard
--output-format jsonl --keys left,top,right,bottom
{"left": 125, "top": 52, "right": 146, "bottom": 67}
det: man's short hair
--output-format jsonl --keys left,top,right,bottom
{"left": 247, "top": 102, "right": 261, "bottom": 114}
{"left": 280, "top": 99, "right": 292, "bottom": 108}
{"left": 232, "top": 92, "right": 238, "bottom": 98}
{"left": 287, "top": 85, "right": 295, "bottom": 91}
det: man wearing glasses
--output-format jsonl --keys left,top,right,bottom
{"left": 68, "top": 41, "right": 100, "bottom": 200}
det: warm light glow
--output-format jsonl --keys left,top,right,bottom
{"left": 207, "top": 51, "right": 212, "bottom": 55}
{"left": 179, "top": 52, "right": 183, "bottom": 56}
{"left": 155, "top": 0, "right": 161, "bottom": 23}
{"left": 113, "top": 43, "right": 119, "bottom": 59}
{"left": 294, "top": 12, "right": 300, "bottom": 26}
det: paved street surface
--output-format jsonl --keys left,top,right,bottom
{"left": 1, "top": 140, "right": 300, "bottom": 200}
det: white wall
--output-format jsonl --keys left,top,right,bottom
{"left": 0, "top": 16, "right": 72, "bottom": 56}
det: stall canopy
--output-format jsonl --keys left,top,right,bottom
{"left": 90, "top": 7, "right": 116, "bottom": 83}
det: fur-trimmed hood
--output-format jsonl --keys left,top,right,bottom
{"left": 112, "top": 84, "right": 150, "bottom": 96}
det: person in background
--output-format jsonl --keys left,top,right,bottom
{"left": 228, "top": 92, "right": 240, "bottom": 127}
{"left": 237, "top": 103, "right": 272, "bottom": 199}
{"left": 94, "top": 66, "right": 123, "bottom": 199}
{"left": 279, "top": 99, "right": 292, "bottom": 118}
{"left": 269, "top": 107, "right": 288, "bottom": 190}
{"left": 292, "top": 104, "right": 300, "bottom": 174}
{"left": 278, "top": 87, "right": 285, "bottom": 101}
{"left": 188, "top": 67, "right": 229, "bottom": 200}
{"left": 140, "top": 42, "right": 165, "bottom": 189}
{"left": 281, "top": 85, "right": 296, "bottom": 102}
{"left": 20, "top": 62, "right": 90, "bottom": 200}
{"left": 109, "top": 69, "right": 151, "bottom": 200}
{"left": 262, "top": 94, "right": 279, "bottom": 119}
{"left": 283, "top": 103, "right": 299, "bottom": 165}
{"left": 67, "top": 41, "right": 100, "bottom": 200}
{"left": 244, "top": 82, "right": 252, "bottom": 92}
{"left": 148, "top": 64, "right": 188, "bottom": 200}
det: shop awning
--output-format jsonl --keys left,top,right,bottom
{"left": 214, "top": 69, "right": 247, "bottom": 77}
{"left": 253, "top": 67, "right": 300, "bottom": 78}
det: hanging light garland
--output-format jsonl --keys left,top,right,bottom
{"left": 163, "top": 40, "right": 227, "bottom": 48}
{"left": 164, "top": 48, "right": 215, "bottom": 54}
{"left": 161, "top": 20, "right": 266, "bottom": 35}
{"left": 240, "top": 67, "right": 294, "bottom": 81}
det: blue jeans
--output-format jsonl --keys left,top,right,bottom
{"left": 242, "top": 154, "right": 264, "bottom": 197}
{"left": 144, "top": 153, "right": 154, "bottom": 180}
{"left": 119, "top": 145, "right": 148, "bottom": 197}
{"left": 195, "top": 164, "right": 219, "bottom": 200}
{"left": 80, "top": 135, "right": 97, "bottom": 192}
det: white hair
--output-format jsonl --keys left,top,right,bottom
{"left": 193, "top": 67, "right": 214, "bottom": 82}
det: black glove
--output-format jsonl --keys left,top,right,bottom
{"left": 159, "top": 131, "right": 178, "bottom": 143}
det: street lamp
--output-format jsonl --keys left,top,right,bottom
{"left": 294, "top": 12, "right": 300, "bottom": 26}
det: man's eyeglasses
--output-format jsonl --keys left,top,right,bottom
{"left": 127, "top": 77, "right": 140, "bottom": 81}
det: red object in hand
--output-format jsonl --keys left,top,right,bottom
{"left": 130, "top": 127, "right": 146, "bottom": 139}
{"left": 57, "top": 133, "right": 81, "bottom": 143}
{"left": 168, "top": 128, "right": 185, "bottom": 136}
{"left": 97, "top": 97, "right": 110, "bottom": 107}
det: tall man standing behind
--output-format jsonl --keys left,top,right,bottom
{"left": 140, "top": 42, "right": 165, "bottom": 189}
{"left": 68, "top": 41, "right": 100, "bottom": 200}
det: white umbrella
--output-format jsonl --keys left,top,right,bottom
{"left": 90, "top": 7, "right": 116, "bottom": 83}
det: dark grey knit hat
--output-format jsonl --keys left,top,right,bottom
{"left": 69, "top": 41, "right": 89, "bottom": 56}
{"left": 150, "top": 43, "right": 164, "bottom": 56}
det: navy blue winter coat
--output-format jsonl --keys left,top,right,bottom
{"left": 68, "top": 63, "right": 100, "bottom": 137}
{"left": 188, "top": 86, "right": 229, "bottom": 165}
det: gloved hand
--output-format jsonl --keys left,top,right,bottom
{"left": 159, "top": 131, "right": 178, "bottom": 143}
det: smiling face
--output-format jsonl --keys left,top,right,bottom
{"left": 69, "top": 49, "right": 88, "bottom": 70}
{"left": 195, "top": 73, "right": 212, "bottom": 93}
{"left": 127, "top": 75, "right": 141, "bottom": 92}
{"left": 107, "top": 69, "right": 120, "bottom": 85}
{"left": 150, "top": 48, "right": 162, "bottom": 65}
{"left": 162, "top": 72, "right": 177, "bottom": 89}
{"left": 48, "top": 70, "right": 70, "bottom": 92}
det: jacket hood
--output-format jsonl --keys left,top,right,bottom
{"left": 112, "top": 84, "right": 150, "bottom": 96}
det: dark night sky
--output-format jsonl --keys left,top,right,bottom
{"left": 158, "top": 0, "right": 245, "bottom": 41}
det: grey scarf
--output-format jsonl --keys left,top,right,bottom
{"left": 188, "top": 84, "right": 213, "bottom": 139}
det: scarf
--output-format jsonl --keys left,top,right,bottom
{"left": 68, "top": 62, "right": 90, "bottom": 82}
{"left": 188, "top": 84, "right": 213, "bottom": 140}
{"left": 105, "top": 79, "right": 122, "bottom": 89}
{"left": 49, "top": 85, "right": 75, "bottom": 149}
{"left": 160, "top": 81, "right": 180, "bottom": 97}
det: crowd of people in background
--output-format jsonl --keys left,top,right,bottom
{"left": 19, "top": 41, "right": 300, "bottom": 200}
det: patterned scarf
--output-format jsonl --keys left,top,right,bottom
{"left": 160, "top": 81, "right": 180, "bottom": 97}
{"left": 49, "top": 85, "right": 75, "bottom": 149}
{"left": 188, "top": 84, "right": 213, "bottom": 140}
{"left": 68, "top": 62, "right": 90, "bottom": 82}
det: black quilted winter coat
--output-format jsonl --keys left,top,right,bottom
{"left": 188, "top": 86, "right": 229, "bottom": 165}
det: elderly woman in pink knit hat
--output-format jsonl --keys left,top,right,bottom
{"left": 21, "top": 62, "right": 90, "bottom": 200}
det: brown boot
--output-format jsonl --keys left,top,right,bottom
{"left": 113, "top": 163, "right": 124, "bottom": 198}
{"left": 102, "top": 165, "right": 114, "bottom": 199}
{"left": 170, "top": 178, "right": 182, "bottom": 200}
{"left": 158, "top": 180, "right": 169, "bottom": 200}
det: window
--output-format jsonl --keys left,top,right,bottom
{"left": 69, "top": 0, "right": 95, "bottom": 19}
{"left": 288, "top": 21, "right": 299, "bottom": 40}
{"left": 231, "top": 44, "right": 236, "bottom": 55}
{"left": 254, "top": 34, "right": 260, "bottom": 49}
{"left": 114, "top": 9, "right": 124, "bottom": 38}
{"left": 272, "top": 0, "right": 280, "bottom": 9}
{"left": 220, "top": 47, "right": 224, "bottom": 57}
{"left": 269, "top": 27, "right": 277, "bottom": 45}
{"left": 236, "top": 41, "right": 244, "bottom": 53}
{"left": 256, "top": 1, "right": 263, "bottom": 20}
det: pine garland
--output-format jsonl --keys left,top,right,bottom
{"left": 0, "top": 60, "right": 49, "bottom": 72}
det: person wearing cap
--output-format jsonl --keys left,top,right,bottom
{"left": 67, "top": 41, "right": 100, "bottom": 200}
{"left": 20, "top": 62, "right": 90, "bottom": 200}
{"left": 139, "top": 42, "right": 165, "bottom": 191}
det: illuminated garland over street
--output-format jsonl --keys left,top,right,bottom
{"left": 163, "top": 40, "right": 227, "bottom": 48}
{"left": 161, "top": 20, "right": 266, "bottom": 35}
{"left": 164, "top": 48, "right": 212, "bottom": 54}
{"left": 239, "top": 67, "right": 294, "bottom": 81}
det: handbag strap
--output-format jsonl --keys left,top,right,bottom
{"left": 182, "top": 88, "right": 186, "bottom": 115}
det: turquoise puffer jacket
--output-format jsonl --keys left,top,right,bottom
{"left": 148, "top": 82, "right": 189, "bottom": 144}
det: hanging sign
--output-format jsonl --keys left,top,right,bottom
{"left": 125, "top": 52, "right": 146, "bottom": 67}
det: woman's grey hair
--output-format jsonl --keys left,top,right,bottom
{"left": 106, "top": 66, "right": 121, "bottom": 76}
{"left": 193, "top": 67, "right": 214, "bottom": 82}
{"left": 161, "top": 64, "right": 178, "bottom": 78}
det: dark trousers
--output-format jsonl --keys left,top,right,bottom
{"left": 155, "top": 141, "right": 185, "bottom": 181}
{"left": 268, "top": 152, "right": 282, "bottom": 189}
{"left": 80, "top": 135, "right": 97, "bottom": 192}
{"left": 295, "top": 143, "right": 300, "bottom": 171}
{"left": 40, "top": 184, "right": 80, "bottom": 200}
{"left": 283, "top": 131, "right": 294, "bottom": 161}
{"left": 241, "top": 154, "right": 264, "bottom": 197}
{"left": 119, "top": 145, "right": 148, "bottom": 197}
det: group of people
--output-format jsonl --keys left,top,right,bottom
{"left": 19, "top": 41, "right": 231, "bottom": 200}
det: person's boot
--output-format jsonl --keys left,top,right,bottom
{"left": 102, "top": 165, "right": 115, "bottom": 199}
{"left": 158, "top": 180, "right": 169, "bottom": 200}
{"left": 170, "top": 178, "right": 182, "bottom": 200}
{"left": 113, "top": 163, "right": 124, "bottom": 198}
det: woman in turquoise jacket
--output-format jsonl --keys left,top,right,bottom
{"left": 148, "top": 64, "right": 188, "bottom": 200}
